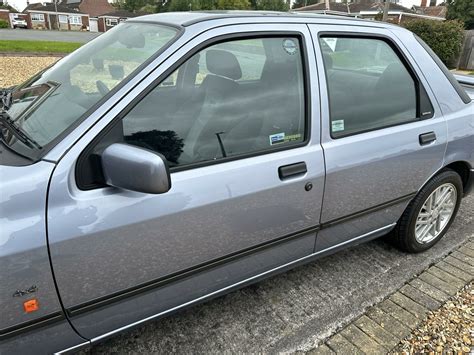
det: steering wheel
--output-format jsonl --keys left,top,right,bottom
{"left": 96, "top": 80, "right": 110, "bottom": 96}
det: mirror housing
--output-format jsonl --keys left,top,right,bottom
{"left": 101, "top": 143, "right": 171, "bottom": 194}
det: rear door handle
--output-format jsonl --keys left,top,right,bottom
{"left": 278, "top": 162, "right": 307, "bottom": 180}
{"left": 419, "top": 132, "right": 436, "bottom": 146}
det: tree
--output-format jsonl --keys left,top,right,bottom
{"left": 168, "top": 0, "right": 201, "bottom": 11}
{"left": 216, "top": 0, "right": 250, "bottom": 10}
{"left": 140, "top": 3, "right": 158, "bottom": 12}
{"left": 446, "top": 0, "right": 474, "bottom": 29}
{"left": 403, "top": 19, "right": 465, "bottom": 66}
{"left": 255, "top": 0, "right": 289, "bottom": 11}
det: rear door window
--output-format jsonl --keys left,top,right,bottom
{"left": 320, "top": 36, "right": 433, "bottom": 138}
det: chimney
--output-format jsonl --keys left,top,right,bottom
{"left": 420, "top": 0, "right": 427, "bottom": 6}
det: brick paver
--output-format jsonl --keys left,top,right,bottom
{"left": 444, "top": 255, "right": 474, "bottom": 275}
{"left": 409, "top": 278, "right": 450, "bottom": 303}
{"left": 340, "top": 324, "right": 387, "bottom": 353}
{"left": 378, "top": 299, "right": 419, "bottom": 329}
{"left": 427, "top": 266, "right": 466, "bottom": 288}
{"left": 451, "top": 251, "right": 474, "bottom": 267}
{"left": 458, "top": 246, "right": 474, "bottom": 258}
{"left": 365, "top": 307, "right": 411, "bottom": 339}
{"left": 354, "top": 315, "right": 399, "bottom": 348}
{"left": 326, "top": 333, "right": 363, "bottom": 354}
{"left": 399, "top": 284, "right": 440, "bottom": 311}
{"left": 418, "top": 271, "right": 459, "bottom": 296}
{"left": 389, "top": 292, "right": 428, "bottom": 319}
{"left": 436, "top": 261, "right": 472, "bottom": 282}
{"left": 308, "top": 344, "right": 335, "bottom": 355}
{"left": 307, "top": 239, "right": 472, "bottom": 354}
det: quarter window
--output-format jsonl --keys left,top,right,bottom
{"left": 320, "top": 36, "right": 430, "bottom": 138}
{"left": 120, "top": 37, "right": 306, "bottom": 168}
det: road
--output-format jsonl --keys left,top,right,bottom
{"left": 0, "top": 29, "right": 100, "bottom": 43}
{"left": 84, "top": 194, "right": 474, "bottom": 354}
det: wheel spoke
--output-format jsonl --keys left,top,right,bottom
{"left": 414, "top": 183, "right": 457, "bottom": 245}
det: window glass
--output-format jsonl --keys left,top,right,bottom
{"left": 320, "top": 37, "right": 418, "bottom": 138}
{"left": 59, "top": 15, "right": 68, "bottom": 23}
{"left": 122, "top": 37, "right": 306, "bottom": 168}
{"left": 31, "top": 13, "right": 44, "bottom": 21}
{"left": 69, "top": 16, "right": 81, "bottom": 25}
{"left": 4, "top": 23, "right": 178, "bottom": 152}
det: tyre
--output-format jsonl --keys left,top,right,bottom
{"left": 393, "top": 169, "right": 463, "bottom": 253}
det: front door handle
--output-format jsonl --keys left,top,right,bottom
{"left": 419, "top": 132, "right": 436, "bottom": 146}
{"left": 278, "top": 162, "right": 307, "bottom": 180}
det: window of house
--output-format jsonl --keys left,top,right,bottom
{"left": 320, "top": 36, "right": 432, "bottom": 138}
{"left": 69, "top": 15, "right": 81, "bottom": 25}
{"left": 106, "top": 18, "right": 119, "bottom": 27}
{"left": 120, "top": 36, "right": 307, "bottom": 168}
{"left": 30, "top": 13, "right": 44, "bottom": 21}
{"left": 59, "top": 15, "right": 68, "bottom": 23}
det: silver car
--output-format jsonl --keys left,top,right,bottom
{"left": 1, "top": 11, "right": 473, "bottom": 354}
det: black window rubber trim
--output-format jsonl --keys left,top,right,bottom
{"left": 414, "top": 35, "right": 471, "bottom": 105}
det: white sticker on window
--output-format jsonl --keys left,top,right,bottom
{"left": 332, "top": 120, "right": 345, "bottom": 132}
{"left": 269, "top": 132, "right": 285, "bottom": 145}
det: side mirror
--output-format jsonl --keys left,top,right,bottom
{"left": 101, "top": 143, "right": 171, "bottom": 194}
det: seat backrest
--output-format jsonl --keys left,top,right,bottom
{"left": 182, "top": 49, "right": 244, "bottom": 161}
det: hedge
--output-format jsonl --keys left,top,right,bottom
{"left": 403, "top": 19, "right": 465, "bottom": 67}
{"left": 0, "top": 19, "right": 8, "bottom": 29}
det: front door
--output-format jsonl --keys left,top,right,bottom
{"left": 47, "top": 24, "right": 325, "bottom": 338}
{"left": 309, "top": 25, "right": 448, "bottom": 250}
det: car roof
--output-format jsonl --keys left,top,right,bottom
{"left": 133, "top": 10, "right": 398, "bottom": 29}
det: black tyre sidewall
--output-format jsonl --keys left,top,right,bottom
{"left": 404, "top": 170, "right": 463, "bottom": 252}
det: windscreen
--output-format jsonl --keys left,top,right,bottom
{"left": 2, "top": 22, "right": 178, "bottom": 155}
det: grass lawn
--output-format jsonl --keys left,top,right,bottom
{"left": 0, "top": 40, "right": 82, "bottom": 53}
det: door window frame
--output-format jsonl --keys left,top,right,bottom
{"left": 76, "top": 31, "right": 312, "bottom": 190}
{"left": 317, "top": 32, "right": 435, "bottom": 140}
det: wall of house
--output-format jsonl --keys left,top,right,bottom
{"left": 29, "top": 12, "right": 49, "bottom": 30}
{"left": 98, "top": 17, "right": 105, "bottom": 32}
{"left": 81, "top": 15, "right": 89, "bottom": 30}
{"left": 0, "top": 10, "right": 10, "bottom": 26}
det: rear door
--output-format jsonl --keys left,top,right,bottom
{"left": 47, "top": 23, "right": 325, "bottom": 338}
{"left": 308, "top": 25, "right": 447, "bottom": 250}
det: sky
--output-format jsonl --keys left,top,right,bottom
{"left": 5, "top": 0, "right": 52, "bottom": 12}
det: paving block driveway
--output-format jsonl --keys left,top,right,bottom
{"left": 86, "top": 194, "right": 473, "bottom": 354}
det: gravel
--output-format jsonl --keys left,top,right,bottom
{"left": 0, "top": 56, "right": 59, "bottom": 88}
{"left": 394, "top": 281, "right": 473, "bottom": 354}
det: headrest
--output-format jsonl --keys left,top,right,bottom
{"left": 206, "top": 49, "right": 242, "bottom": 81}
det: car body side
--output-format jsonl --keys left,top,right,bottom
{"left": 0, "top": 14, "right": 473, "bottom": 354}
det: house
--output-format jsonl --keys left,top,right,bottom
{"left": 23, "top": 0, "right": 115, "bottom": 31}
{"left": 97, "top": 10, "right": 147, "bottom": 32}
{"left": 24, "top": 2, "right": 89, "bottom": 30}
{"left": 294, "top": 0, "right": 444, "bottom": 23}
{"left": 413, "top": 5, "right": 447, "bottom": 18}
